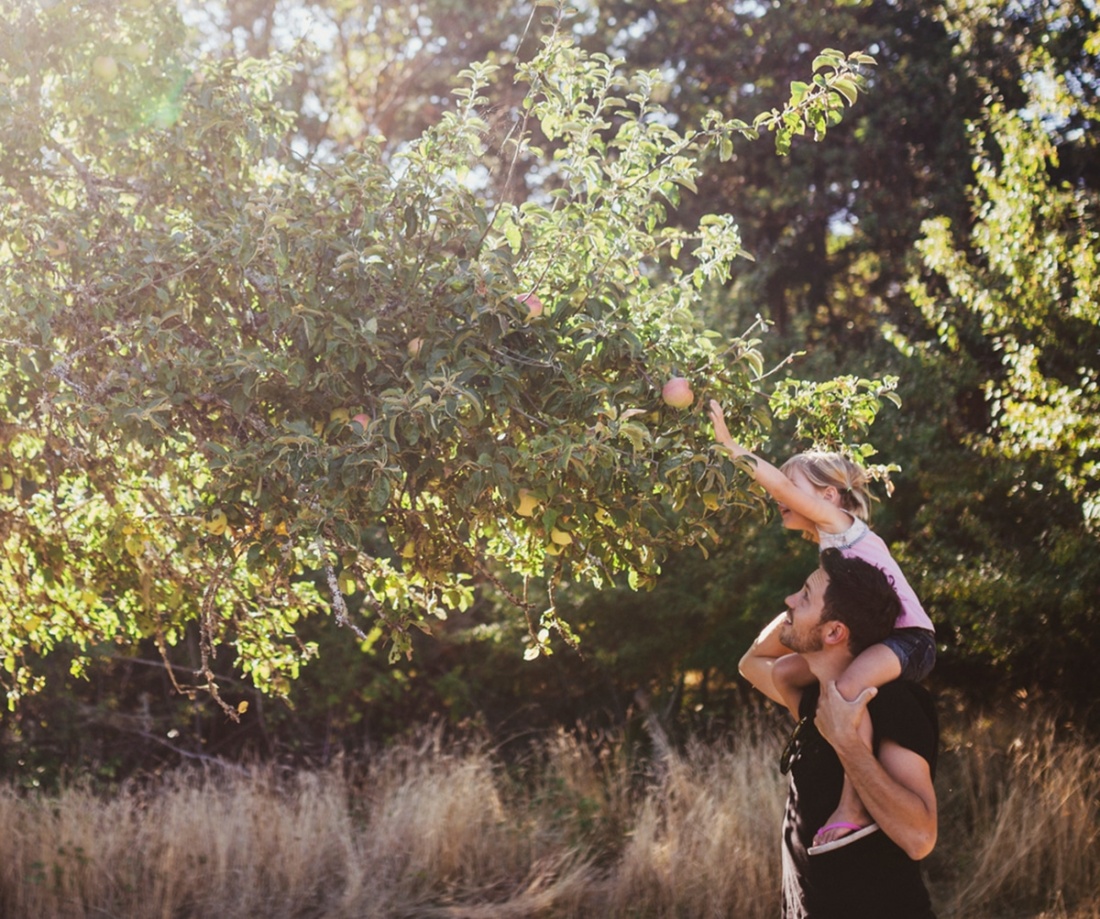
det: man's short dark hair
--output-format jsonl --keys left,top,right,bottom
{"left": 819, "top": 548, "right": 901, "bottom": 655}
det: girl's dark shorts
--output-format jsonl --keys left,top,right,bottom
{"left": 883, "top": 627, "right": 937, "bottom": 682}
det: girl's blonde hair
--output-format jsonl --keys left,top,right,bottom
{"left": 780, "top": 451, "right": 873, "bottom": 521}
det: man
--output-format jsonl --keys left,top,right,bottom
{"left": 740, "top": 548, "right": 939, "bottom": 919}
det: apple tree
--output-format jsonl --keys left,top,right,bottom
{"left": 0, "top": 0, "right": 884, "bottom": 711}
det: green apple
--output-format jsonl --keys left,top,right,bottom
{"left": 204, "top": 510, "right": 228, "bottom": 536}
{"left": 92, "top": 55, "right": 119, "bottom": 82}
{"left": 515, "top": 489, "right": 539, "bottom": 517}
{"left": 550, "top": 527, "right": 573, "bottom": 546}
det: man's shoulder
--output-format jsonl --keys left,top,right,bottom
{"left": 876, "top": 679, "right": 934, "bottom": 704}
{"left": 871, "top": 680, "right": 937, "bottom": 723}
{"left": 869, "top": 681, "right": 940, "bottom": 771}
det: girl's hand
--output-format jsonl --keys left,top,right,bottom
{"left": 708, "top": 399, "right": 747, "bottom": 456}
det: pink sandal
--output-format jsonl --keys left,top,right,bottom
{"left": 808, "top": 821, "right": 880, "bottom": 855}
{"left": 817, "top": 821, "right": 863, "bottom": 836}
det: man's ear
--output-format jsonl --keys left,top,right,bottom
{"left": 822, "top": 620, "right": 849, "bottom": 648}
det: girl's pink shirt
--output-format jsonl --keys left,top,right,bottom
{"left": 818, "top": 518, "right": 934, "bottom": 632}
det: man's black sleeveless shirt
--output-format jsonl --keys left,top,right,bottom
{"left": 781, "top": 681, "right": 939, "bottom": 919}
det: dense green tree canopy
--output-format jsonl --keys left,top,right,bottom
{"left": 893, "top": 25, "right": 1100, "bottom": 691}
{"left": 0, "top": 0, "right": 890, "bottom": 710}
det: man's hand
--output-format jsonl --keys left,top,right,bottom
{"left": 814, "top": 680, "right": 877, "bottom": 755}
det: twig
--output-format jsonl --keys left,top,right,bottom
{"left": 130, "top": 730, "right": 251, "bottom": 775}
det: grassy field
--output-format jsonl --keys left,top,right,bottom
{"left": 1, "top": 702, "right": 1098, "bottom": 918}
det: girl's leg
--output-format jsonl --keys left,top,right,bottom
{"left": 837, "top": 643, "right": 902, "bottom": 694}
{"left": 812, "top": 718, "right": 874, "bottom": 847}
{"left": 812, "top": 644, "right": 903, "bottom": 848}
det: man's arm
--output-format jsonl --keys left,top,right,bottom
{"left": 739, "top": 613, "right": 802, "bottom": 717}
{"left": 814, "top": 681, "right": 938, "bottom": 860}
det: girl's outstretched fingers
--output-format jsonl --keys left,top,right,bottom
{"left": 709, "top": 399, "right": 732, "bottom": 444}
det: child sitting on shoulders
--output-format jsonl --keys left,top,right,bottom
{"left": 709, "top": 400, "right": 935, "bottom": 852}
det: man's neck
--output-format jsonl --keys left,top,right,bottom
{"left": 803, "top": 651, "right": 854, "bottom": 687}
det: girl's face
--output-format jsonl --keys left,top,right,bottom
{"left": 776, "top": 467, "right": 836, "bottom": 533}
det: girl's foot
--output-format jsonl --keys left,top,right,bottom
{"left": 812, "top": 800, "right": 873, "bottom": 847}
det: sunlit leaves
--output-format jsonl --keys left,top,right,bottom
{"left": 0, "top": 0, "right": 878, "bottom": 706}
{"left": 907, "top": 85, "right": 1100, "bottom": 522}
{"left": 768, "top": 375, "right": 902, "bottom": 486}
{"left": 753, "top": 49, "right": 875, "bottom": 155}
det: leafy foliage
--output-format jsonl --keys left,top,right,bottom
{"left": 595, "top": 0, "right": 984, "bottom": 340}
{"left": 907, "top": 100, "right": 1100, "bottom": 520}
{"left": 0, "top": 0, "right": 882, "bottom": 709}
{"left": 891, "top": 23, "right": 1100, "bottom": 702}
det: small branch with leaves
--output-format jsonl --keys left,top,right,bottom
{"left": 752, "top": 49, "right": 876, "bottom": 155}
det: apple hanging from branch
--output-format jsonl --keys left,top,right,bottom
{"left": 661, "top": 376, "right": 694, "bottom": 409}
{"left": 92, "top": 55, "right": 119, "bottom": 82}
{"left": 515, "top": 489, "right": 540, "bottom": 517}
{"left": 517, "top": 292, "right": 543, "bottom": 320}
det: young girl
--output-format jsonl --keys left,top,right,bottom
{"left": 709, "top": 400, "right": 936, "bottom": 853}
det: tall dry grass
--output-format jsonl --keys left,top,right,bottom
{"left": 932, "top": 708, "right": 1100, "bottom": 919}
{"left": 0, "top": 706, "right": 1097, "bottom": 918}
{"left": 604, "top": 712, "right": 785, "bottom": 919}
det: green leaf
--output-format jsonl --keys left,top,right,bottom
{"left": 832, "top": 78, "right": 859, "bottom": 105}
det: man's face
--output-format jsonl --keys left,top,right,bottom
{"left": 780, "top": 567, "right": 829, "bottom": 653}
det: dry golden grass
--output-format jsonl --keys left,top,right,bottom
{"left": 0, "top": 707, "right": 1096, "bottom": 918}
{"left": 603, "top": 719, "right": 785, "bottom": 918}
{"left": 932, "top": 707, "right": 1100, "bottom": 919}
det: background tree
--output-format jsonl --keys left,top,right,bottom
{"left": 896, "top": 14, "right": 1100, "bottom": 700}
{"left": 593, "top": 0, "right": 983, "bottom": 341}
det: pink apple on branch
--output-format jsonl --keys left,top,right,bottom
{"left": 517, "top": 292, "right": 543, "bottom": 319}
{"left": 661, "top": 376, "right": 694, "bottom": 409}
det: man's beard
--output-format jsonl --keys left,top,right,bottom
{"left": 780, "top": 618, "right": 825, "bottom": 654}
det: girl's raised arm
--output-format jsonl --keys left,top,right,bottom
{"left": 708, "top": 400, "right": 850, "bottom": 534}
